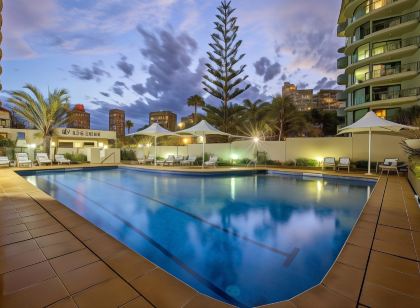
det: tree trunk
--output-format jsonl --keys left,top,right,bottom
{"left": 194, "top": 104, "right": 197, "bottom": 123}
{"left": 43, "top": 135, "right": 51, "bottom": 156}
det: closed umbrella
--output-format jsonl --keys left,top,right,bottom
{"left": 128, "top": 123, "right": 176, "bottom": 166}
{"left": 337, "top": 111, "right": 418, "bottom": 174}
{"left": 178, "top": 120, "right": 230, "bottom": 167}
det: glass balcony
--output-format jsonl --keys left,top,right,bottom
{"left": 337, "top": 74, "right": 348, "bottom": 85}
{"left": 352, "top": 62, "right": 420, "bottom": 85}
{"left": 337, "top": 56, "right": 349, "bottom": 69}
{"left": 353, "top": 0, "right": 399, "bottom": 23}
{"left": 372, "top": 87, "right": 420, "bottom": 101}
{"left": 351, "top": 36, "right": 420, "bottom": 64}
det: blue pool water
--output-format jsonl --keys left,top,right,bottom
{"left": 21, "top": 167, "right": 375, "bottom": 307}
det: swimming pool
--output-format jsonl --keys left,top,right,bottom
{"left": 21, "top": 167, "right": 375, "bottom": 307}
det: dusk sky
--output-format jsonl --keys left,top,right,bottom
{"left": 3, "top": 0, "right": 343, "bottom": 130}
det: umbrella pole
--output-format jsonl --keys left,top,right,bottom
{"left": 202, "top": 134, "right": 205, "bottom": 168}
{"left": 154, "top": 136, "right": 157, "bottom": 166}
{"left": 367, "top": 128, "right": 372, "bottom": 175}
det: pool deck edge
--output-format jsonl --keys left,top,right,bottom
{"left": 1, "top": 166, "right": 419, "bottom": 307}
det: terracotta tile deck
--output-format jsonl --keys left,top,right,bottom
{"left": 0, "top": 165, "right": 419, "bottom": 307}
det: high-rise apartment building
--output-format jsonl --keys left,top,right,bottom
{"left": 337, "top": 0, "right": 420, "bottom": 124}
{"left": 314, "top": 90, "right": 345, "bottom": 110}
{"left": 149, "top": 111, "right": 177, "bottom": 131}
{"left": 109, "top": 109, "right": 125, "bottom": 138}
{"left": 68, "top": 104, "right": 90, "bottom": 129}
{"left": 282, "top": 82, "right": 314, "bottom": 111}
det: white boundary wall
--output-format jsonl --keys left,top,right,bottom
{"left": 136, "top": 134, "right": 409, "bottom": 163}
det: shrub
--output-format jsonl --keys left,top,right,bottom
{"left": 295, "top": 158, "right": 318, "bottom": 167}
{"left": 64, "top": 153, "right": 87, "bottom": 162}
{"left": 281, "top": 160, "right": 295, "bottom": 166}
{"left": 0, "top": 138, "right": 14, "bottom": 147}
{"left": 354, "top": 160, "right": 376, "bottom": 170}
{"left": 121, "top": 149, "right": 137, "bottom": 161}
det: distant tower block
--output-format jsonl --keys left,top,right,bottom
{"left": 68, "top": 104, "right": 90, "bottom": 129}
{"left": 109, "top": 109, "right": 125, "bottom": 138}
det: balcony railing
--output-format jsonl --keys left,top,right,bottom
{"left": 372, "top": 87, "right": 420, "bottom": 101}
{"left": 353, "top": 0, "right": 399, "bottom": 23}
{"left": 351, "top": 36, "right": 420, "bottom": 63}
{"left": 337, "top": 56, "right": 349, "bottom": 69}
{"left": 347, "top": 10, "right": 420, "bottom": 45}
{"left": 337, "top": 74, "right": 348, "bottom": 85}
{"left": 354, "top": 62, "right": 420, "bottom": 84}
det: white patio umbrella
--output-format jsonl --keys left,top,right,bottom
{"left": 337, "top": 111, "right": 418, "bottom": 174}
{"left": 128, "top": 123, "right": 176, "bottom": 166}
{"left": 178, "top": 120, "right": 230, "bottom": 167}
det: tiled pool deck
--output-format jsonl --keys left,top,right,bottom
{"left": 0, "top": 165, "right": 419, "bottom": 307}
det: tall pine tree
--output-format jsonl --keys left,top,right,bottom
{"left": 202, "top": 0, "right": 250, "bottom": 132}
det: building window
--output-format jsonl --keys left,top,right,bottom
{"left": 58, "top": 142, "right": 74, "bottom": 148}
{"left": 353, "top": 43, "right": 370, "bottom": 63}
{"left": 372, "top": 40, "right": 401, "bottom": 56}
{"left": 354, "top": 108, "right": 369, "bottom": 121}
{"left": 353, "top": 22, "right": 370, "bottom": 42}
{"left": 372, "top": 85, "right": 401, "bottom": 101}
{"left": 353, "top": 87, "right": 370, "bottom": 105}
{"left": 353, "top": 65, "right": 370, "bottom": 84}
{"left": 374, "top": 109, "right": 386, "bottom": 119}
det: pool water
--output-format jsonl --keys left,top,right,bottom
{"left": 22, "top": 167, "right": 374, "bottom": 307}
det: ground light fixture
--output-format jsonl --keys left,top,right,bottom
{"left": 253, "top": 137, "right": 260, "bottom": 143}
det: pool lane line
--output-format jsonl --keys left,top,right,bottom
{"left": 88, "top": 175, "right": 300, "bottom": 267}
{"left": 38, "top": 176, "right": 248, "bottom": 307}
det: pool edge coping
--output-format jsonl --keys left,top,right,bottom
{"left": 3, "top": 165, "right": 398, "bottom": 307}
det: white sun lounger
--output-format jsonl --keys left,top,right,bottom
{"left": 204, "top": 155, "right": 218, "bottom": 167}
{"left": 0, "top": 156, "right": 10, "bottom": 167}
{"left": 16, "top": 153, "right": 33, "bottom": 167}
{"left": 322, "top": 157, "right": 336, "bottom": 171}
{"left": 55, "top": 154, "right": 71, "bottom": 165}
{"left": 180, "top": 156, "right": 197, "bottom": 166}
{"left": 337, "top": 157, "right": 350, "bottom": 173}
{"left": 377, "top": 158, "right": 399, "bottom": 176}
{"left": 36, "top": 153, "right": 53, "bottom": 166}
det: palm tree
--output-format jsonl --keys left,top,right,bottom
{"left": 242, "top": 99, "right": 270, "bottom": 126}
{"left": 186, "top": 95, "right": 205, "bottom": 123}
{"left": 126, "top": 120, "right": 134, "bottom": 134}
{"left": 204, "top": 102, "right": 245, "bottom": 134}
{"left": 8, "top": 84, "right": 70, "bottom": 154}
{"left": 267, "top": 96, "right": 302, "bottom": 141}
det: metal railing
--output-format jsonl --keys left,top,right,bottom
{"left": 372, "top": 87, "right": 420, "bottom": 101}
{"left": 100, "top": 152, "right": 115, "bottom": 164}
{"left": 353, "top": 0, "right": 399, "bottom": 22}
{"left": 352, "top": 36, "right": 420, "bottom": 63}
{"left": 353, "top": 61, "right": 420, "bottom": 84}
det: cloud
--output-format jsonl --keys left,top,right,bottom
{"left": 296, "top": 82, "right": 309, "bottom": 89}
{"left": 88, "top": 27, "right": 205, "bottom": 127}
{"left": 100, "top": 92, "right": 110, "bottom": 97}
{"left": 254, "top": 57, "right": 281, "bottom": 82}
{"left": 112, "top": 81, "right": 129, "bottom": 97}
{"left": 313, "top": 77, "right": 337, "bottom": 91}
{"left": 3, "top": 0, "right": 59, "bottom": 59}
{"left": 132, "top": 83, "right": 147, "bottom": 95}
{"left": 117, "top": 55, "right": 135, "bottom": 78}
{"left": 69, "top": 61, "right": 111, "bottom": 81}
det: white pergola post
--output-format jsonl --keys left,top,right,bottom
{"left": 367, "top": 128, "right": 372, "bottom": 175}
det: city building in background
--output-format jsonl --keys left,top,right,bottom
{"left": 149, "top": 111, "right": 177, "bottom": 131}
{"left": 177, "top": 114, "right": 195, "bottom": 130}
{"left": 67, "top": 104, "right": 90, "bottom": 129}
{"left": 337, "top": 0, "right": 420, "bottom": 124}
{"left": 314, "top": 89, "right": 345, "bottom": 110}
{"left": 0, "top": 103, "right": 11, "bottom": 128}
{"left": 109, "top": 109, "right": 126, "bottom": 138}
{"left": 282, "top": 82, "right": 314, "bottom": 111}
